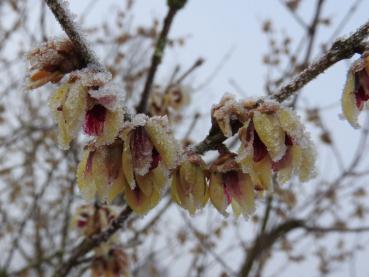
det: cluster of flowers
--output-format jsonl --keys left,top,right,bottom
{"left": 74, "top": 205, "right": 130, "bottom": 276}
{"left": 342, "top": 51, "right": 369, "bottom": 128}
{"left": 27, "top": 38, "right": 316, "bottom": 218}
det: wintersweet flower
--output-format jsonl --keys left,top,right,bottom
{"left": 121, "top": 114, "right": 181, "bottom": 214}
{"left": 341, "top": 52, "right": 369, "bottom": 128}
{"left": 49, "top": 69, "right": 124, "bottom": 149}
{"left": 77, "top": 141, "right": 126, "bottom": 202}
{"left": 164, "top": 85, "right": 190, "bottom": 111}
{"left": 26, "top": 38, "right": 83, "bottom": 89}
{"left": 211, "top": 94, "right": 249, "bottom": 137}
{"left": 171, "top": 152, "right": 208, "bottom": 214}
{"left": 209, "top": 152, "right": 255, "bottom": 217}
{"left": 237, "top": 101, "right": 316, "bottom": 190}
{"left": 74, "top": 204, "right": 117, "bottom": 237}
{"left": 91, "top": 247, "right": 130, "bottom": 277}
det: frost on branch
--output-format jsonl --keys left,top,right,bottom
{"left": 341, "top": 51, "right": 369, "bottom": 128}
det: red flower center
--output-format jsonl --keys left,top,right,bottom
{"left": 83, "top": 104, "right": 107, "bottom": 136}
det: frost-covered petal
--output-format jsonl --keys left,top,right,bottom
{"left": 276, "top": 107, "right": 304, "bottom": 143}
{"left": 276, "top": 145, "right": 302, "bottom": 184}
{"left": 95, "top": 108, "right": 124, "bottom": 146}
{"left": 299, "top": 143, "right": 316, "bottom": 182}
{"left": 249, "top": 156, "right": 273, "bottom": 191}
{"left": 145, "top": 116, "right": 181, "bottom": 170}
{"left": 123, "top": 183, "right": 161, "bottom": 215}
{"left": 130, "top": 126, "right": 153, "bottom": 176}
{"left": 253, "top": 111, "right": 286, "bottom": 162}
{"left": 341, "top": 71, "right": 360, "bottom": 128}
{"left": 49, "top": 82, "right": 88, "bottom": 150}
{"left": 209, "top": 173, "right": 229, "bottom": 216}
{"left": 122, "top": 138, "right": 135, "bottom": 190}
{"left": 230, "top": 174, "right": 255, "bottom": 216}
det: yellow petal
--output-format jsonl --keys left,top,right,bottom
{"left": 95, "top": 108, "right": 124, "bottom": 146}
{"left": 299, "top": 144, "right": 316, "bottom": 182}
{"left": 341, "top": 70, "right": 360, "bottom": 128}
{"left": 122, "top": 137, "right": 135, "bottom": 190}
{"left": 209, "top": 173, "right": 228, "bottom": 216}
{"left": 124, "top": 185, "right": 160, "bottom": 215}
{"left": 253, "top": 111, "right": 286, "bottom": 161}
{"left": 277, "top": 145, "right": 302, "bottom": 184}
{"left": 151, "top": 162, "right": 169, "bottom": 193}
{"left": 276, "top": 107, "right": 303, "bottom": 141}
{"left": 145, "top": 116, "right": 181, "bottom": 170}
{"left": 107, "top": 169, "right": 126, "bottom": 203}
{"left": 76, "top": 150, "right": 97, "bottom": 200}
{"left": 135, "top": 174, "right": 153, "bottom": 197}
{"left": 250, "top": 156, "right": 273, "bottom": 192}
{"left": 231, "top": 174, "right": 255, "bottom": 216}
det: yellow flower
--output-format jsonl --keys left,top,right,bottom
{"left": 237, "top": 102, "right": 316, "bottom": 189}
{"left": 341, "top": 52, "right": 369, "bottom": 128}
{"left": 26, "top": 38, "right": 83, "bottom": 89}
{"left": 121, "top": 115, "right": 181, "bottom": 214}
{"left": 73, "top": 204, "right": 117, "bottom": 238}
{"left": 49, "top": 82, "right": 88, "bottom": 150}
{"left": 49, "top": 71, "right": 124, "bottom": 149}
{"left": 91, "top": 247, "right": 130, "bottom": 277}
{"left": 77, "top": 140, "right": 126, "bottom": 202}
{"left": 171, "top": 153, "right": 208, "bottom": 214}
{"left": 209, "top": 153, "right": 255, "bottom": 217}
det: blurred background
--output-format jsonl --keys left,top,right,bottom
{"left": 1, "top": 0, "right": 369, "bottom": 276}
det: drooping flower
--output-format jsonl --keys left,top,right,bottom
{"left": 77, "top": 140, "right": 126, "bottom": 202}
{"left": 171, "top": 152, "right": 208, "bottom": 214}
{"left": 91, "top": 247, "right": 130, "bottom": 277}
{"left": 48, "top": 69, "right": 125, "bottom": 149}
{"left": 341, "top": 52, "right": 369, "bottom": 128}
{"left": 73, "top": 204, "right": 117, "bottom": 237}
{"left": 209, "top": 152, "right": 255, "bottom": 217}
{"left": 211, "top": 94, "right": 249, "bottom": 137}
{"left": 120, "top": 114, "right": 182, "bottom": 214}
{"left": 236, "top": 101, "right": 316, "bottom": 189}
{"left": 164, "top": 85, "right": 190, "bottom": 111}
{"left": 26, "top": 38, "right": 84, "bottom": 89}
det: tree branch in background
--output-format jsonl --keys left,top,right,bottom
{"left": 136, "top": 0, "right": 187, "bottom": 113}
{"left": 196, "top": 20, "right": 369, "bottom": 154}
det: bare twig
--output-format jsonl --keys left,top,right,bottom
{"left": 136, "top": 1, "right": 187, "bottom": 113}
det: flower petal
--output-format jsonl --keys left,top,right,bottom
{"left": 342, "top": 71, "right": 360, "bottom": 128}
{"left": 253, "top": 111, "right": 286, "bottom": 161}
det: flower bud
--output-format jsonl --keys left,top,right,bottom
{"left": 77, "top": 141, "right": 126, "bottom": 202}
{"left": 171, "top": 153, "right": 208, "bottom": 214}
{"left": 341, "top": 52, "right": 369, "bottom": 128}
{"left": 209, "top": 153, "right": 255, "bottom": 217}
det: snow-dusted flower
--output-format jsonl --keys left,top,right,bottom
{"left": 121, "top": 114, "right": 182, "bottom": 214}
{"left": 77, "top": 141, "right": 126, "bottom": 202}
{"left": 148, "top": 85, "right": 191, "bottom": 118}
{"left": 341, "top": 52, "right": 369, "bottom": 128}
{"left": 26, "top": 38, "right": 83, "bottom": 89}
{"left": 49, "top": 69, "right": 124, "bottom": 149}
{"left": 211, "top": 94, "right": 249, "bottom": 137}
{"left": 73, "top": 204, "right": 117, "bottom": 237}
{"left": 91, "top": 247, "right": 130, "bottom": 277}
{"left": 209, "top": 152, "right": 255, "bottom": 217}
{"left": 171, "top": 152, "right": 208, "bottom": 214}
{"left": 237, "top": 101, "right": 316, "bottom": 190}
